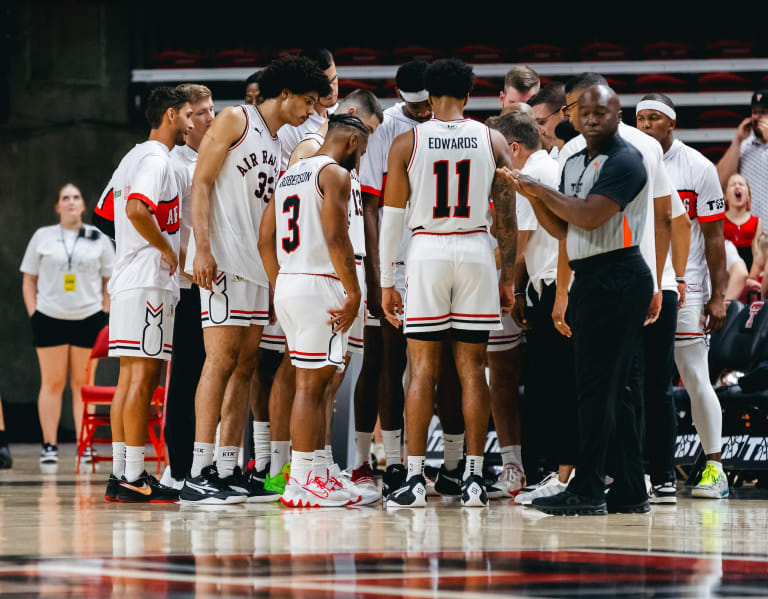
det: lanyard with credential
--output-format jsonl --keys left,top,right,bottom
{"left": 60, "top": 225, "right": 82, "bottom": 271}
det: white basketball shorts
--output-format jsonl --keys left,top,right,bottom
{"left": 199, "top": 271, "right": 269, "bottom": 328}
{"left": 109, "top": 287, "right": 176, "bottom": 359}
{"left": 487, "top": 315, "right": 524, "bottom": 352}
{"left": 675, "top": 301, "right": 706, "bottom": 347}
{"left": 260, "top": 321, "right": 286, "bottom": 353}
{"left": 403, "top": 231, "right": 502, "bottom": 336}
{"left": 347, "top": 258, "right": 367, "bottom": 354}
{"left": 274, "top": 273, "right": 349, "bottom": 372}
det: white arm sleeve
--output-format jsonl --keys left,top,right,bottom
{"left": 379, "top": 206, "right": 406, "bottom": 288}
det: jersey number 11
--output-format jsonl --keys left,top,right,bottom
{"left": 432, "top": 159, "right": 471, "bottom": 219}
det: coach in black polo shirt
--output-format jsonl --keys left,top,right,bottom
{"left": 505, "top": 85, "right": 653, "bottom": 515}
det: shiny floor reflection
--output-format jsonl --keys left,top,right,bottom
{"left": 0, "top": 445, "right": 767, "bottom": 597}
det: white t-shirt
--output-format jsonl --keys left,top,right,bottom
{"left": 170, "top": 144, "right": 197, "bottom": 290}
{"left": 516, "top": 149, "right": 560, "bottom": 296}
{"left": 725, "top": 239, "right": 743, "bottom": 271}
{"left": 740, "top": 132, "right": 768, "bottom": 220}
{"left": 108, "top": 140, "right": 180, "bottom": 298}
{"left": 277, "top": 105, "right": 337, "bottom": 173}
{"left": 20, "top": 224, "right": 115, "bottom": 320}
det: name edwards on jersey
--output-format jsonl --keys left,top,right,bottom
{"left": 427, "top": 136, "right": 479, "bottom": 150}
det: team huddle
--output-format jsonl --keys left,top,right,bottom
{"left": 92, "top": 50, "right": 730, "bottom": 515}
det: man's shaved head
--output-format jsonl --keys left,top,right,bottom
{"left": 578, "top": 85, "right": 621, "bottom": 147}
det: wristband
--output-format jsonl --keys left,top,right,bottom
{"left": 675, "top": 277, "right": 686, "bottom": 284}
{"left": 514, "top": 291, "right": 525, "bottom": 297}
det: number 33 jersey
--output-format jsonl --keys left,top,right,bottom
{"left": 406, "top": 118, "right": 496, "bottom": 233}
{"left": 275, "top": 155, "right": 342, "bottom": 277}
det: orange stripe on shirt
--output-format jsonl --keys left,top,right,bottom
{"left": 623, "top": 214, "right": 632, "bottom": 248}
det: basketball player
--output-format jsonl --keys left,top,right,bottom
{"left": 636, "top": 93, "right": 729, "bottom": 499}
{"left": 258, "top": 113, "right": 369, "bottom": 507}
{"left": 353, "top": 61, "right": 433, "bottom": 499}
{"left": 380, "top": 58, "right": 518, "bottom": 508}
{"left": 162, "top": 84, "right": 215, "bottom": 490}
{"left": 245, "top": 71, "right": 262, "bottom": 105}
{"left": 179, "top": 57, "right": 331, "bottom": 505}
{"left": 103, "top": 86, "right": 192, "bottom": 502}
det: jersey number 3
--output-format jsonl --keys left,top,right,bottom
{"left": 282, "top": 195, "right": 300, "bottom": 253}
{"left": 433, "top": 159, "right": 471, "bottom": 219}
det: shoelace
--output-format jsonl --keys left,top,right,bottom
{"left": 699, "top": 464, "right": 721, "bottom": 486}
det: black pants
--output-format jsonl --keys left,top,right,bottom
{"left": 523, "top": 282, "right": 578, "bottom": 477}
{"left": 642, "top": 290, "right": 678, "bottom": 485}
{"left": 567, "top": 248, "right": 653, "bottom": 503}
{"left": 165, "top": 286, "right": 205, "bottom": 479}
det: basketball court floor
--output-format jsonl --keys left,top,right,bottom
{"left": 1, "top": 445, "right": 767, "bottom": 598}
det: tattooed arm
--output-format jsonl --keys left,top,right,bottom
{"left": 489, "top": 128, "right": 518, "bottom": 315}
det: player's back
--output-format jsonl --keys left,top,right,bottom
{"left": 407, "top": 118, "right": 496, "bottom": 233}
{"left": 275, "top": 155, "right": 341, "bottom": 276}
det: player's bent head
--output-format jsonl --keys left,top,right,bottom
{"left": 260, "top": 56, "right": 332, "bottom": 126}
{"left": 300, "top": 48, "right": 337, "bottom": 108}
{"left": 336, "top": 90, "right": 384, "bottom": 134}
{"left": 488, "top": 112, "right": 541, "bottom": 152}
{"left": 245, "top": 71, "right": 262, "bottom": 105}
{"left": 145, "top": 86, "right": 190, "bottom": 129}
{"left": 425, "top": 58, "right": 474, "bottom": 101}
{"left": 395, "top": 60, "right": 431, "bottom": 122}
{"left": 327, "top": 113, "right": 370, "bottom": 171}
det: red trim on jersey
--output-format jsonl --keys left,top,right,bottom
{"left": 231, "top": 309, "right": 269, "bottom": 315}
{"left": 146, "top": 301, "right": 163, "bottom": 313}
{"left": 262, "top": 334, "right": 285, "bottom": 340}
{"left": 452, "top": 312, "right": 500, "bottom": 318}
{"left": 95, "top": 188, "right": 115, "bottom": 221}
{"left": 485, "top": 127, "right": 495, "bottom": 166}
{"left": 406, "top": 314, "right": 451, "bottom": 322}
{"left": 360, "top": 185, "right": 381, "bottom": 196}
{"left": 349, "top": 336, "right": 364, "bottom": 342}
{"left": 163, "top": 344, "right": 173, "bottom": 348}
{"left": 280, "top": 272, "right": 340, "bottom": 280}
{"left": 109, "top": 339, "right": 140, "bottom": 345}
{"left": 698, "top": 213, "right": 725, "bottom": 223}
{"left": 406, "top": 129, "right": 418, "bottom": 173}
{"left": 229, "top": 106, "right": 250, "bottom": 151}
{"left": 290, "top": 350, "right": 328, "bottom": 356}
{"left": 127, "top": 192, "right": 156, "bottom": 211}
{"left": 411, "top": 227, "right": 487, "bottom": 237}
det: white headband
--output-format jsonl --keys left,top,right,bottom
{"left": 400, "top": 89, "right": 429, "bottom": 103}
{"left": 636, "top": 100, "right": 676, "bottom": 121}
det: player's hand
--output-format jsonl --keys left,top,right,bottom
{"left": 510, "top": 294, "right": 530, "bottom": 329}
{"left": 703, "top": 296, "right": 727, "bottom": 334}
{"left": 756, "top": 118, "right": 768, "bottom": 142}
{"left": 735, "top": 117, "right": 753, "bottom": 143}
{"left": 161, "top": 247, "right": 178, "bottom": 276}
{"left": 366, "top": 281, "right": 384, "bottom": 319}
{"left": 382, "top": 286, "right": 403, "bottom": 328}
{"left": 552, "top": 290, "right": 572, "bottom": 338}
{"left": 193, "top": 246, "right": 217, "bottom": 291}
{"left": 677, "top": 282, "right": 686, "bottom": 308}
{"left": 327, "top": 292, "right": 360, "bottom": 334}
{"left": 644, "top": 290, "right": 662, "bottom": 326}
{"left": 499, "top": 279, "right": 516, "bottom": 317}
{"left": 506, "top": 168, "right": 540, "bottom": 201}
{"left": 746, "top": 277, "right": 762, "bottom": 291}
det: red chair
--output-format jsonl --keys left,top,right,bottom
{"left": 633, "top": 73, "right": 687, "bottom": 93}
{"left": 706, "top": 40, "right": 756, "bottom": 58}
{"left": 642, "top": 41, "right": 692, "bottom": 60}
{"left": 700, "top": 145, "right": 729, "bottom": 162}
{"left": 337, "top": 78, "right": 378, "bottom": 96}
{"left": 150, "top": 50, "right": 202, "bottom": 68}
{"left": 213, "top": 50, "right": 263, "bottom": 67}
{"left": 333, "top": 47, "right": 384, "bottom": 65}
{"left": 77, "top": 326, "right": 168, "bottom": 474}
{"left": 455, "top": 45, "right": 506, "bottom": 63}
{"left": 515, "top": 43, "right": 566, "bottom": 62}
{"left": 697, "top": 72, "right": 751, "bottom": 91}
{"left": 391, "top": 46, "right": 444, "bottom": 62}
{"left": 697, "top": 109, "right": 745, "bottom": 128}
{"left": 580, "top": 42, "right": 630, "bottom": 61}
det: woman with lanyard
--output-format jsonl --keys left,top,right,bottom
{"left": 20, "top": 183, "right": 115, "bottom": 465}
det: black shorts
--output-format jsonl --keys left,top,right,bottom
{"left": 30, "top": 311, "right": 107, "bottom": 349}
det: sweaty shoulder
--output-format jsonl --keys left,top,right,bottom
{"left": 213, "top": 105, "right": 248, "bottom": 141}
{"left": 318, "top": 162, "right": 351, "bottom": 195}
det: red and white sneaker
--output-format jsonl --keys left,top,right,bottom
{"left": 280, "top": 477, "right": 349, "bottom": 508}
{"left": 349, "top": 463, "right": 381, "bottom": 505}
{"left": 492, "top": 463, "right": 526, "bottom": 498}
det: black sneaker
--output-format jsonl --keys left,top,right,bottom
{"left": 531, "top": 490, "right": 608, "bottom": 516}
{"left": 461, "top": 474, "right": 488, "bottom": 507}
{"left": 607, "top": 498, "right": 651, "bottom": 514}
{"left": 221, "top": 464, "right": 280, "bottom": 503}
{"left": 40, "top": 443, "right": 57, "bottom": 464}
{"left": 649, "top": 481, "right": 677, "bottom": 504}
{"left": 382, "top": 464, "right": 407, "bottom": 501}
{"left": 485, "top": 472, "right": 505, "bottom": 500}
{"left": 0, "top": 444, "right": 12, "bottom": 469}
{"left": 386, "top": 474, "right": 427, "bottom": 508}
{"left": 180, "top": 465, "right": 245, "bottom": 505}
{"left": 434, "top": 462, "right": 462, "bottom": 498}
{"left": 105, "top": 474, "right": 119, "bottom": 502}
{"left": 117, "top": 471, "right": 179, "bottom": 503}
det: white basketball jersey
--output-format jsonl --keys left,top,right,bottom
{"left": 349, "top": 168, "right": 365, "bottom": 256}
{"left": 275, "top": 155, "right": 340, "bottom": 276}
{"left": 185, "top": 105, "right": 280, "bottom": 286}
{"left": 406, "top": 118, "right": 496, "bottom": 233}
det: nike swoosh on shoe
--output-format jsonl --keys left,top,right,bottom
{"left": 121, "top": 482, "right": 151, "bottom": 496}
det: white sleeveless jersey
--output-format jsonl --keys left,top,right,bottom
{"left": 349, "top": 168, "right": 365, "bottom": 256}
{"left": 406, "top": 118, "right": 496, "bottom": 233}
{"left": 275, "top": 155, "right": 341, "bottom": 276}
{"left": 185, "top": 105, "right": 280, "bottom": 286}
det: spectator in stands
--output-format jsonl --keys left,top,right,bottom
{"left": 20, "top": 183, "right": 115, "bottom": 465}
{"left": 750, "top": 233, "right": 768, "bottom": 300}
{"left": 528, "top": 82, "right": 566, "bottom": 160}
{"left": 245, "top": 71, "right": 262, "bottom": 105}
{"left": 499, "top": 66, "right": 540, "bottom": 114}
{"left": 717, "top": 91, "right": 768, "bottom": 220}
{"left": 724, "top": 173, "right": 762, "bottom": 270}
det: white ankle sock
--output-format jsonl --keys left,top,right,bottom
{"left": 290, "top": 451, "right": 314, "bottom": 486}
{"left": 354, "top": 431, "right": 373, "bottom": 468}
{"left": 407, "top": 456, "right": 425, "bottom": 481}
{"left": 269, "top": 441, "right": 291, "bottom": 477}
{"left": 443, "top": 433, "right": 464, "bottom": 471}
{"left": 124, "top": 446, "right": 145, "bottom": 483}
{"left": 382, "top": 429, "right": 402, "bottom": 466}
{"left": 324, "top": 444, "right": 334, "bottom": 468}
{"left": 190, "top": 442, "right": 214, "bottom": 478}
{"left": 500, "top": 445, "right": 523, "bottom": 469}
{"left": 252, "top": 421, "right": 271, "bottom": 472}
{"left": 312, "top": 449, "right": 327, "bottom": 480}
{"left": 464, "top": 455, "right": 484, "bottom": 480}
{"left": 215, "top": 446, "right": 239, "bottom": 478}
{"left": 112, "top": 442, "right": 126, "bottom": 478}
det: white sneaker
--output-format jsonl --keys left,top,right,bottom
{"left": 280, "top": 477, "right": 349, "bottom": 508}
{"left": 491, "top": 463, "right": 526, "bottom": 498}
{"left": 330, "top": 464, "right": 378, "bottom": 505}
{"left": 424, "top": 472, "right": 438, "bottom": 496}
{"left": 514, "top": 471, "right": 567, "bottom": 505}
{"left": 160, "top": 465, "right": 185, "bottom": 490}
{"left": 691, "top": 462, "right": 729, "bottom": 499}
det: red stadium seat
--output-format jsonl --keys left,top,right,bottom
{"left": 333, "top": 47, "right": 384, "bottom": 65}
{"left": 337, "top": 78, "right": 378, "bottom": 95}
{"left": 697, "top": 72, "right": 751, "bottom": 91}
{"left": 150, "top": 50, "right": 202, "bottom": 68}
{"left": 213, "top": 50, "right": 263, "bottom": 67}
{"left": 604, "top": 76, "right": 629, "bottom": 92}
{"left": 515, "top": 43, "right": 566, "bottom": 62}
{"left": 633, "top": 73, "right": 687, "bottom": 93}
{"left": 697, "top": 109, "right": 746, "bottom": 128}
{"left": 455, "top": 45, "right": 506, "bottom": 63}
{"left": 275, "top": 48, "right": 301, "bottom": 58}
{"left": 580, "top": 42, "right": 630, "bottom": 61}
{"left": 642, "top": 41, "right": 692, "bottom": 60}
{"left": 706, "top": 40, "right": 756, "bottom": 58}
{"left": 472, "top": 77, "right": 500, "bottom": 93}
{"left": 391, "top": 46, "right": 444, "bottom": 62}
{"left": 700, "top": 145, "right": 729, "bottom": 162}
